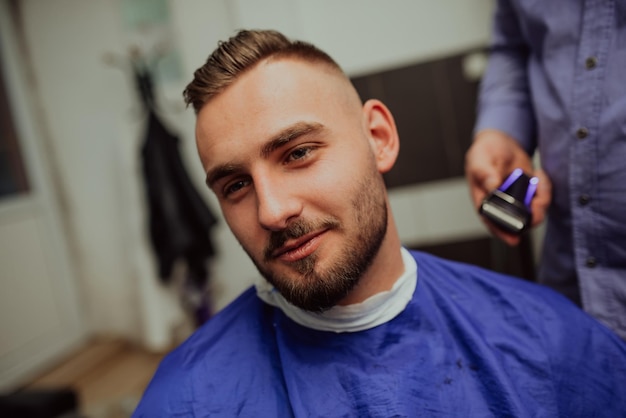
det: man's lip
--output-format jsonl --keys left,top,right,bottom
{"left": 271, "top": 230, "right": 327, "bottom": 261}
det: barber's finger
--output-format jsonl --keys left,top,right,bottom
{"left": 466, "top": 152, "right": 502, "bottom": 189}
{"left": 467, "top": 169, "right": 499, "bottom": 210}
{"left": 468, "top": 155, "right": 511, "bottom": 195}
{"left": 482, "top": 173, "right": 502, "bottom": 193}
{"left": 466, "top": 157, "right": 502, "bottom": 203}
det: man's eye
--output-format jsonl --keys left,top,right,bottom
{"left": 286, "top": 146, "right": 313, "bottom": 162}
{"left": 224, "top": 179, "right": 249, "bottom": 197}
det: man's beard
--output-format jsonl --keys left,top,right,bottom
{"left": 248, "top": 176, "right": 388, "bottom": 312}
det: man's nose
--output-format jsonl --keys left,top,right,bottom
{"left": 255, "top": 176, "right": 302, "bottom": 231}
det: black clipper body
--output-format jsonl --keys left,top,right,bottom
{"left": 479, "top": 168, "right": 538, "bottom": 235}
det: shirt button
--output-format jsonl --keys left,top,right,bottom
{"left": 579, "top": 194, "right": 591, "bottom": 205}
{"left": 585, "top": 56, "right": 597, "bottom": 69}
{"left": 586, "top": 257, "right": 597, "bottom": 268}
{"left": 576, "top": 127, "right": 589, "bottom": 139}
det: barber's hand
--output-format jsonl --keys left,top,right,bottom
{"left": 465, "top": 129, "right": 551, "bottom": 246}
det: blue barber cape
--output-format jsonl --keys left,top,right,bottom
{"left": 133, "top": 251, "right": 626, "bottom": 417}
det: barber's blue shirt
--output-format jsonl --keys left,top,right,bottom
{"left": 474, "top": 0, "right": 626, "bottom": 339}
{"left": 133, "top": 251, "right": 626, "bottom": 417}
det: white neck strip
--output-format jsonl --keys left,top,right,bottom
{"left": 255, "top": 247, "right": 417, "bottom": 333}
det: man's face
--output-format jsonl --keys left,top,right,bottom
{"left": 195, "top": 59, "right": 389, "bottom": 311}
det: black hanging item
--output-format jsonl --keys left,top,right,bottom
{"left": 140, "top": 110, "right": 217, "bottom": 288}
{"left": 132, "top": 50, "right": 217, "bottom": 324}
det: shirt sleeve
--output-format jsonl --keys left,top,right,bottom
{"left": 474, "top": 0, "right": 537, "bottom": 155}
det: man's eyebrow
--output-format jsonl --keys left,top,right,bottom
{"left": 205, "top": 163, "right": 243, "bottom": 190}
{"left": 260, "top": 122, "right": 325, "bottom": 158}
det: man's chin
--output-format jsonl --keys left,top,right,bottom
{"left": 263, "top": 256, "right": 317, "bottom": 278}
{"left": 263, "top": 268, "right": 317, "bottom": 291}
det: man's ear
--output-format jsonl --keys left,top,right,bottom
{"left": 363, "top": 99, "right": 400, "bottom": 174}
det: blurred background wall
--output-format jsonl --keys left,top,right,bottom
{"left": 0, "top": 0, "right": 503, "bottom": 391}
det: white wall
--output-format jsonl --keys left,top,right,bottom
{"left": 18, "top": 0, "right": 142, "bottom": 338}
{"left": 296, "top": 0, "right": 494, "bottom": 76}
{"left": 0, "top": 1, "right": 87, "bottom": 389}
{"left": 12, "top": 0, "right": 495, "bottom": 349}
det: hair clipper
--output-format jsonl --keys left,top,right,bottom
{"left": 479, "top": 168, "right": 538, "bottom": 235}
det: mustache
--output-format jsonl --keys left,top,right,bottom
{"left": 264, "top": 217, "right": 340, "bottom": 260}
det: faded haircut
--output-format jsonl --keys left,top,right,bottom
{"left": 183, "top": 29, "right": 344, "bottom": 114}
